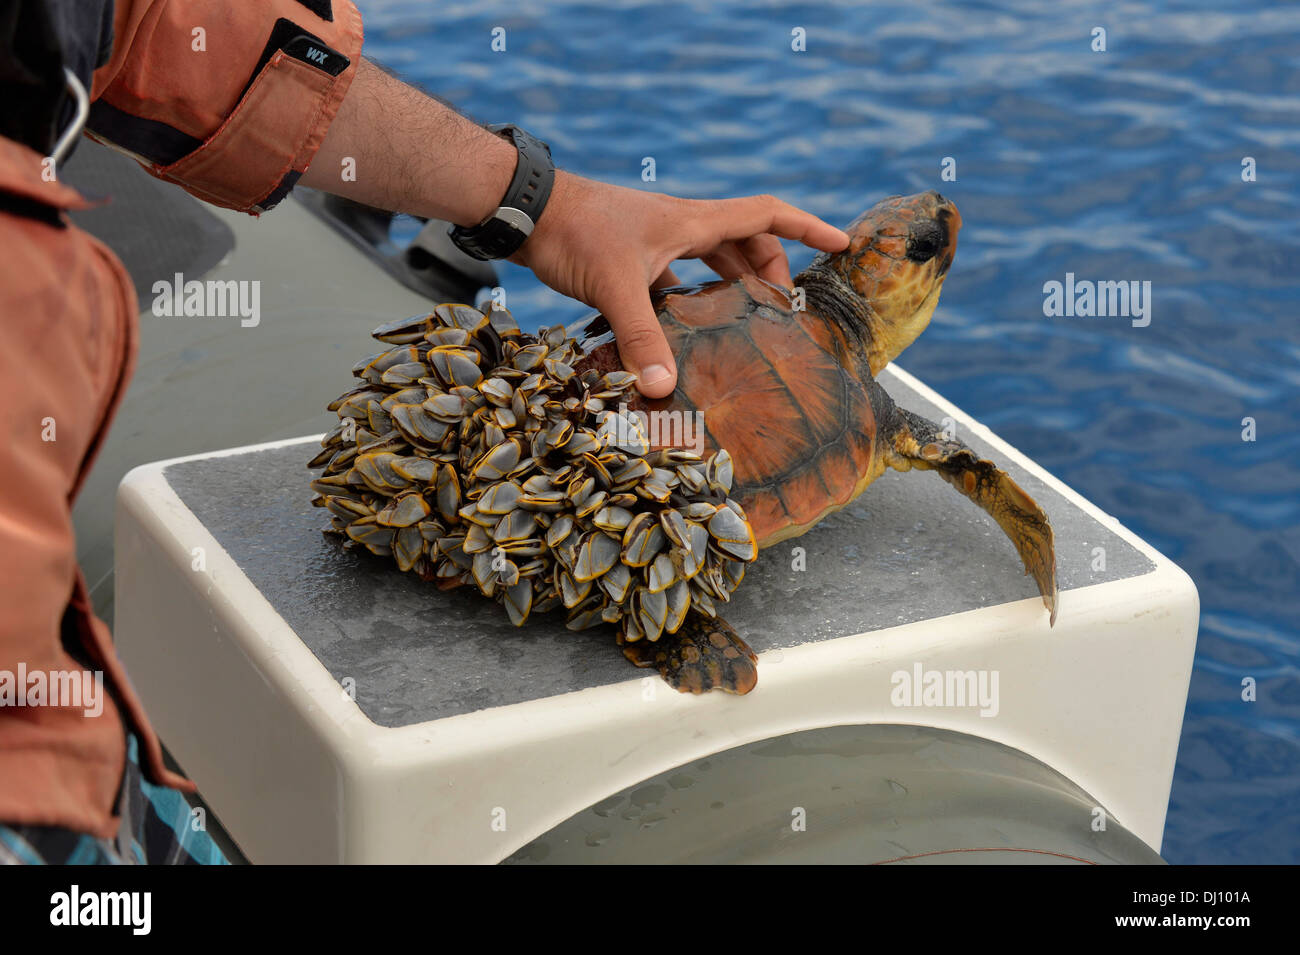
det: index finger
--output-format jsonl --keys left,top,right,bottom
{"left": 694, "top": 195, "right": 850, "bottom": 254}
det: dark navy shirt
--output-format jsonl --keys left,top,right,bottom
{"left": 0, "top": 0, "right": 115, "bottom": 155}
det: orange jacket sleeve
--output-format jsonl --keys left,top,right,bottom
{"left": 88, "top": 0, "right": 364, "bottom": 214}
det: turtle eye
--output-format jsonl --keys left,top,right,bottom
{"left": 905, "top": 219, "right": 945, "bottom": 263}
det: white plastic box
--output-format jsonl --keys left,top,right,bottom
{"left": 114, "top": 365, "right": 1198, "bottom": 863}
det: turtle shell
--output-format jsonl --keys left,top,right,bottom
{"left": 575, "top": 273, "right": 880, "bottom": 546}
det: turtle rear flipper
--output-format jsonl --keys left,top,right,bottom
{"left": 621, "top": 613, "right": 758, "bottom": 695}
{"left": 885, "top": 408, "right": 1058, "bottom": 625}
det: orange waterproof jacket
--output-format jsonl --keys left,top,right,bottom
{"left": 0, "top": 0, "right": 362, "bottom": 840}
{"left": 90, "top": 0, "right": 363, "bottom": 213}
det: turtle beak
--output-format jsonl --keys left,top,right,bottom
{"left": 924, "top": 191, "right": 960, "bottom": 275}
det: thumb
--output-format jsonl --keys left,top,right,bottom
{"left": 596, "top": 283, "right": 677, "bottom": 398}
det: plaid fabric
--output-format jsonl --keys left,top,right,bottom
{"left": 0, "top": 736, "right": 228, "bottom": 865}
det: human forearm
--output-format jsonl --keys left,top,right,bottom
{"left": 300, "top": 58, "right": 516, "bottom": 228}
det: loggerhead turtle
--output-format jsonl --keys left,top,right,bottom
{"left": 310, "top": 191, "right": 1057, "bottom": 697}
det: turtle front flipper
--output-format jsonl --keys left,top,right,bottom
{"left": 885, "top": 408, "right": 1058, "bottom": 625}
{"left": 621, "top": 613, "right": 758, "bottom": 695}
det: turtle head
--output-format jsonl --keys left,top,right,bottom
{"left": 797, "top": 191, "right": 960, "bottom": 376}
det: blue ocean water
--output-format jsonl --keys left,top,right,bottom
{"left": 358, "top": 0, "right": 1300, "bottom": 863}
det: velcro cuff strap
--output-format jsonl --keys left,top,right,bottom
{"left": 153, "top": 50, "right": 345, "bottom": 213}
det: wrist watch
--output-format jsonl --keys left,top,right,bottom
{"left": 448, "top": 124, "right": 555, "bottom": 261}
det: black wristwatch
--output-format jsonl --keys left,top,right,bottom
{"left": 448, "top": 124, "right": 555, "bottom": 261}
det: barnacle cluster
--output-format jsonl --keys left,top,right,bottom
{"left": 309, "top": 303, "right": 757, "bottom": 644}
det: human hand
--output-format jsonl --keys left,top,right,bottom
{"left": 513, "top": 171, "right": 850, "bottom": 397}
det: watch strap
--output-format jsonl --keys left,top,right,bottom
{"left": 449, "top": 124, "right": 555, "bottom": 260}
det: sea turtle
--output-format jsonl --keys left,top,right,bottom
{"left": 570, "top": 190, "right": 1056, "bottom": 685}
{"left": 310, "top": 190, "right": 1057, "bottom": 697}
